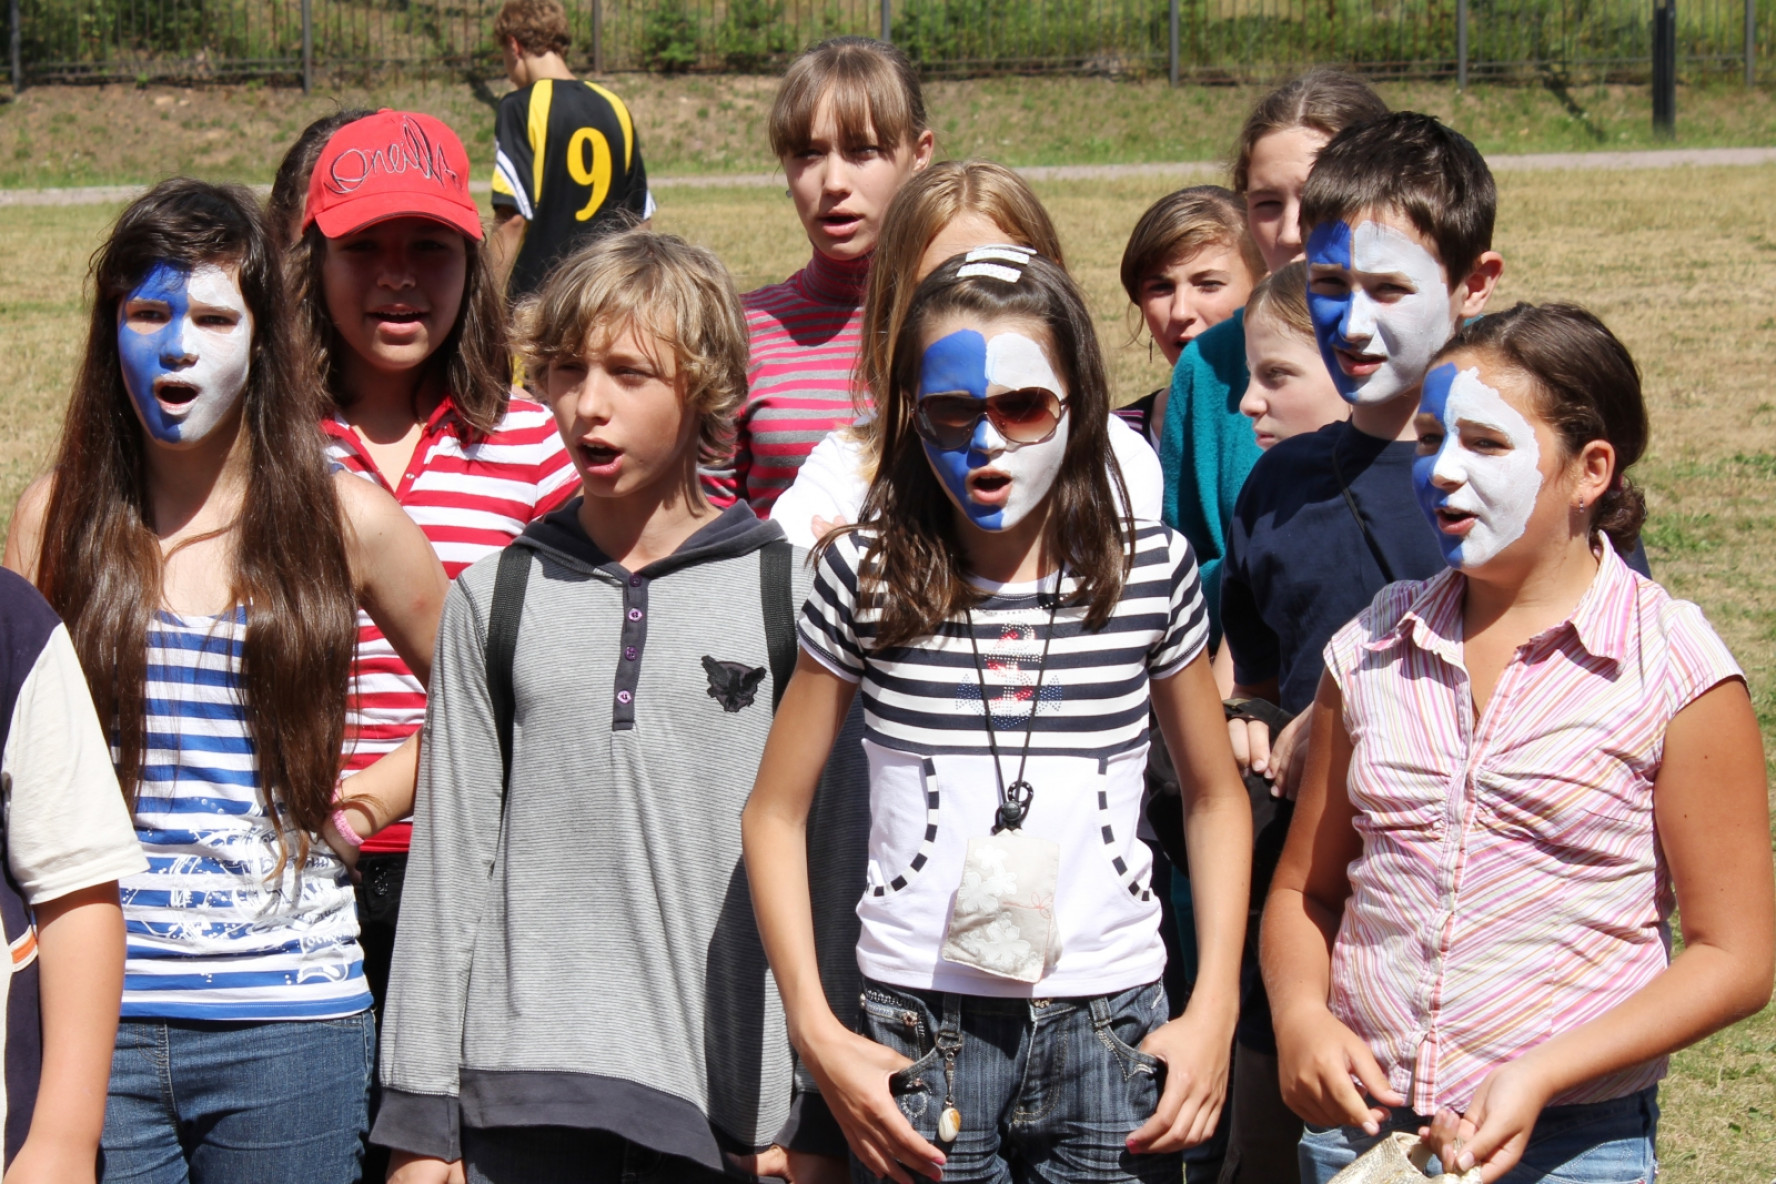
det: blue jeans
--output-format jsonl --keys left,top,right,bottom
{"left": 99, "top": 1013, "right": 374, "bottom": 1184}
{"left": 852, "top": 978, "right": 1181, "bottom": 1184}
{"left": 1298, "top": 1087, "right": 1658, "bottom": 1184}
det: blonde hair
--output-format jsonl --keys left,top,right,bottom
{"left": 515, "top": 230, "right": 749, "bottom": 467}
{"left": 493, "top": 0, "right": 570, "bottom": 56}
{"left": 768, "top": 36, "right": 927, "bottom": 159}
{"left": 1244, "top": 261, "right": 1313, "bottom": 341}
{"left": 1118, "top": 185, "right": 1263, "bottom": 306}
{"left": 854, "top": 160, "right": 1064, "bottom": 451}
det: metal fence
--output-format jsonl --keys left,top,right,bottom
{"left": 5, "top": 0, "right": 1770, "bottom": 87}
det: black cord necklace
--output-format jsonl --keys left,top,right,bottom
{"left": 964, "top": 575, "right": 1061, "bottom": 833}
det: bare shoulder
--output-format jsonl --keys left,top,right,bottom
{"left": 329, "top": 468, "right": 401, "bottom": 531}
{"left": 2, "top": 473, "right": 57, "bottom": 579}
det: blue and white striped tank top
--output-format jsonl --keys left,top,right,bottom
{"left": 118, "top": 607, "right": 369, "bottom": 1020}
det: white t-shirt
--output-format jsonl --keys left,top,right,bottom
{"left": 798, "top": 524, "right": 1208, "bottom": 997}
{"left": 770, "top": 416, "right": 1167, "bottom": 549}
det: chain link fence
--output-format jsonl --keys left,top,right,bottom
{"left": 5, "top": 0, "right": 1769, "bottom": 86}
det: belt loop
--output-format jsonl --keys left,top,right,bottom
{"left": 1088, "top": 994, "right": 1113, "bottom": 1031}
{"left": 937, "top": 993, "right": 964, "bottom": 1053}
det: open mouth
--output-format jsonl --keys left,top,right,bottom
{"left": 1335, "top": 346, "right": 1386, "bottom": 375}
{"left": 371, "top": 310, "right": 425, "bottom": 325}
{"left": 156, "top": 382, "right": 200, "bottom": 407}
{"left": 968, "top": 471, "right": 1011, "bottom": 503}
{"left": 581, "top": 443, "right": 621, "bottom": 470}
{"left": 818, "top": 212, "right": 861, "bottom": 232}
{"left": 1435, "top": 506, "right": 1478, "bottom": 533}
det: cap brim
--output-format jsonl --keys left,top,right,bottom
{"left": 312, "top": 192, "right": 485, "bottom": 241}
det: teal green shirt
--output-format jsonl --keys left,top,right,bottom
{"left": 1158, "top": 310, "right": 1259, "bottom": 644}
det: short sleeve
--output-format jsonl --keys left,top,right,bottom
{"left": 491, "top": 92, "right": 534, "bottom": 219}
{"left": 1, "top": 624, "right": 147, "bottom": 903}
{"left": 797, "top": 535, "right": 868, "bottom": 683}
{"left": 1660, "top": 599, "right": 1745, "bottom": 718}
{"left": 1148, "top": 529, "right": 1209, "bottom": 679}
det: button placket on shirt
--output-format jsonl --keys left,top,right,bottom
{"left": 611, "top": 570, "right": 648, "bottom": 730}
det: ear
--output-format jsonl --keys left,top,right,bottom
{"left": 1571, "top": 438, "right": 1616, "bottom": 515}
{"left": 1453, "top": 250, "right": 1504, "bottom": 320}
{"left": 909, "top": 128, "right": 937, "bottom": 173}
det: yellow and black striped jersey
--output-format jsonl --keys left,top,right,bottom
{"left": 491, "top": 78, "right": 654, "bottom": 301}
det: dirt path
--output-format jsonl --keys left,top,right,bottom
{"left": 1, "top": 146, "right": 1771, "bottom": 207}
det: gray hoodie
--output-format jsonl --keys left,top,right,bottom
{"left": 372, "top": 502, "right": 866, "bottom": 1169}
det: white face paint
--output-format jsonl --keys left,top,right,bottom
{"left": 117, "top": 262, "right": 254, "bottom": 446}
{"left": 1306, "top": 219, "right": 1452, "bottom": 406}
{"left": 918, "top": 326, "right": 1070, "bottom": 533}
{"left": 1413, "top": 363, "right": 1544, "bottom": 569}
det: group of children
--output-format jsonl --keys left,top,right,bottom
{"left": 0, "top": 24, "right": 1769, "bottom": 1184}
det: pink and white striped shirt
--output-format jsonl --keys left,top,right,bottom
{"left": 702, "top": 250, "right": 871, "bottom": 516}
{"left": 1322, "top": 544, "right": 1742, "bottom": 1114}
{"left": 325, "top": 393, "right": 578, "bottom": 854}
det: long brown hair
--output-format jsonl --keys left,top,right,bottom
{"left": 831, "top": 252, "right": 1132, "bottom": 648}
{"left": 768, "top": 36, "right": 927, "bottom": 159}
{"left": 1230, "top": 69, "right": 1389, "bottom": 195}
{"left": 37, "top": 178, "right": 356, "bottom": 867}
{"left": 288, "top": 217, "right": 511, "bottom": 440}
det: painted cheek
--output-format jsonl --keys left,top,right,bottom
{"left": 1305, "top": 222, "right": 1358, "bottom": 398}
{"left": 117, "top": 263, "right": 194, "bottom": 443}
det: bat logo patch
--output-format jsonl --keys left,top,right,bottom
{"left": 702, "top": 655, "right": 766, "bottom": 713}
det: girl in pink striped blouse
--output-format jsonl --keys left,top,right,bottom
{"left": 701, "top": 37, "right": 935, "bottom": 517}
{"left": 1265, "top": 303, "right": 1774, "bottom": 1183}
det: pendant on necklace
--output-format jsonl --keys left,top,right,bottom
{"left": 938, "top": 1106, "right": 962, "bottom": 1143}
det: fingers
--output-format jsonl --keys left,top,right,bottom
{"left": 1246, "top": 719, "right": 1273, "bottom": 776}
{"left": 1226, "top": 717, "right": 1251, "bottom": 771}
{"left": 1271, "top": 713, "right": 1310, "bottom": 800}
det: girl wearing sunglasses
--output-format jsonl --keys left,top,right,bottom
{"left": 742, "top": 248, "right": 1252, "bottom": 1183}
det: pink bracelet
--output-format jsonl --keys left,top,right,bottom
{"left": 330, "top": 805, "right": 364, "bottom": 850}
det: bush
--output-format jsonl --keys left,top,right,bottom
{"left": 717, "top": 0, "right": 794, "bottom": 71}
{"left": 642, "top": 0, "right": 700, "bottom": 72}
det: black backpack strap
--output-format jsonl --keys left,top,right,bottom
{"left": 760, "top": 539, "right": 795, "bottom": 713}
{"left": 486, "top": 542, "right": 533, "bottom": 809}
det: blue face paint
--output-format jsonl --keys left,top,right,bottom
{"left": 917, "top": 329, "right": 1005, "bottom": 529}
{"left": 1413, "top": 362, "right": 1461, "bottom": 565}
{"left": 1305, "top": 220, "right": 1359, "bottom": 400}
{"left": 116, "top": 261, "right": 253, "bottom": 446}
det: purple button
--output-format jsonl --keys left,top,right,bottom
{"left": 617, "top": 690, "right": 632, "bottom": 704}
{"left": 624, "top": 646, "right": 638, "bottom": 660}
{"left": 627, "top": 608, "right": 642, "bottom": 621}
{"left": 629, "top": 575, "right": 642, "bottom": 587}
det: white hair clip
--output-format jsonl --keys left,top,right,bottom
{"left": 963, "top": 245, "right": 1035, "bottom": 264}
{"left": 957, "top": 261, "right": 1023, "bottom": 283}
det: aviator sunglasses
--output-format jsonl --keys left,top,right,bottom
{"left": 913, "top": 388, "right": 1069, "bottom": 451}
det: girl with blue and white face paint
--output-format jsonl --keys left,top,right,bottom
{"left": 1305, "top": 215, "right": 1455, "bottom": 407}
{"left": 1412, "top": 361, "right": 1544, "bottom": 569}
{"left": 116, "top": 262, "right": 254, "bottom": 446}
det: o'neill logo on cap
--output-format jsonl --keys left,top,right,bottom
{"left": 326, "top": 115, "right": 462, "bottom": 196}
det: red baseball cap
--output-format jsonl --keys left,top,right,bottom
{"left": 304, "top": 110, "right": 483, "bottom": 240}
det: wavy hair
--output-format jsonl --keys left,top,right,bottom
{"left": 37, "top": 178, "right": 356, "bottom": 869}
{"left": 828, "top": 252, "right": 1131, "bottom": 648}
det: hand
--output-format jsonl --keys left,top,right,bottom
{"left": 730, "top": 1145, "right": 791, "bottom": 1179}
{"left": 801, "top": 1025, "right": 945, "bottom": 1184}
{"left": 4, "top": 1137, "right": 97, "bottom": 1184}
{"left": 321, "top": 817, "right": 362, "bottom": 877}
{"left": 386, "top": 1152, "right": 465, "bottom": 1184}
{"left": 1417, "top": 1059, "right": 1553, "bottom": 1183}
{"left": 1267, "top": 712, "right": 1311, "bottom": 800}
{"left": 785, "top": 1149, "right": 850, "bottom": 1183}
{"left": 810, "top": 513, "right": 849, "bottom": 542}
{"left": 1274, "top": 1005, "right": 1405, "bottom": 1136}
{"left": 1125, "top": 1007, "right": 1235, "bottom": 1153}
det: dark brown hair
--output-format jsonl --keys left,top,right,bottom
{"left": 37, "top": 179, "right": 356, "bottom": 867}
{"left": 1438, "top": 302, "right": 1648, "bottom": 555}
{"left": 830, "top": 251, "right": 1132, "bottom": 648}
{"left": 1119, "top": 185, "right": 1264, "bottom": 306}
{"left": 1230, "top": 69, "right": 1389, "bottom": 195}
{"left": 266, "top": 108, "right": 375, "bottom": 250}
{"left": 514, "top": 230, "right": 749, "bottom": 468}
{"left": 493, "top": 0, "right": 571, "bottom": 56}
{"left": 1299, "top": 111, "right": 1497, "bottom": 284}
{"left": 288, "top": 217, "right": 511, "bottom": 440}
{"left": 769, "top": 36, "right": 927, "bottom": 159}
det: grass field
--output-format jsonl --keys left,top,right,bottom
{"left": 0, "top": 74, "right": 1773, "bottom": 189}
{"left": 1, "top": 163, "right": 1774, "bottom": 1179}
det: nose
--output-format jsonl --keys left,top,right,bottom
{"left": 1237, "top": 382, "right": 1264, "bottom": 420}
{"left": 1429, "top": 440, "right": 1465, "bottom": 490}
{"left": 819, "top": 151, "right": 852, "bottom": 197}
{"left": 971, "top": 412, "right": 1007, "bottom": 457}
{"left": 1343, "top": 288, "right": 1379, "bottom": 345}
{"left": 1168, "top": 288, "right": 1198, "bottom": 337}
{"left": 1276, "top": 198, "right": 1305, "bottom": 263}
{"left": 574, "top": 369, "right": 615, "bottom": 426}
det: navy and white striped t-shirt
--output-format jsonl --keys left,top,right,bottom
{"left": 118, "top": 608, "right": 368, "bottom": 1021}
{"left": 798, "top": 523, "right": 1209, "bottom": 997}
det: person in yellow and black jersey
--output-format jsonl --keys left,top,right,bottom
{"left": 491, "top": 0, "right": 655, "bottom": 303}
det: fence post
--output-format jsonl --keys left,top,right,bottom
{"left": 1747, "top": 0, "right": 1761, "bottom": 85}
{"left": 1652, "top": 0, "right": 1677, "bottom": 137}
{"left": 10, "top": 0, "right": 21, "bottom": 94}
{"left": 301, "top": 0, "right": 313, "bottom": 93}
{"left": 1169, "top": 0, "right": 1180, "bottom": 85}
{"left": 1457, "top": 0, "right": 1469, "bottom": 89}
{"left": 880, "top": 0, "right": 891, "bottom": 41}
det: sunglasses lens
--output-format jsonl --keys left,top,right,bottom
{"left": 992, "top": 390, "right": 1061, "bottom": 442}
{"left": 917, "top": 395, "right": 983, "bottom": 449}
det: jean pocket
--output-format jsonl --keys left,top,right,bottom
{"left": 1094, "top": 983, "right": 1166, "bottom": 1082}
{"left": 859, "top": 984, "right": 941, "bottom": 1121}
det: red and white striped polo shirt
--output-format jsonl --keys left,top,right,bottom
{"left": 326, "top": 393, "right": 578, "bottom": 854}
{"left": 701, "top": 250, "right": 871, "bottom": 517}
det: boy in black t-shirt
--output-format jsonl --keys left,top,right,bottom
{"left": 1214, "top": 112, "right": 1504, "bottom": 1184}
{"left": 490, "top": 0, "right": 654, "bottom": 302}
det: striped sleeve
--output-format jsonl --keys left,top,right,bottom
{"left": 1659, "top": 597, "right": 1744, "bottom": 717}
{"left": 1147, "top": 526, "right": 1210, "bottom": 678}
{"left": 797, "top": 535, "right": 867, "bottom": 682}
{"left": 491, "top": 91, "right": 532, "bottom": 219}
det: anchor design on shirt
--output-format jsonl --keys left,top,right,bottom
{"left": 954, "top": 623, "right": 1062, "bottom": 729}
